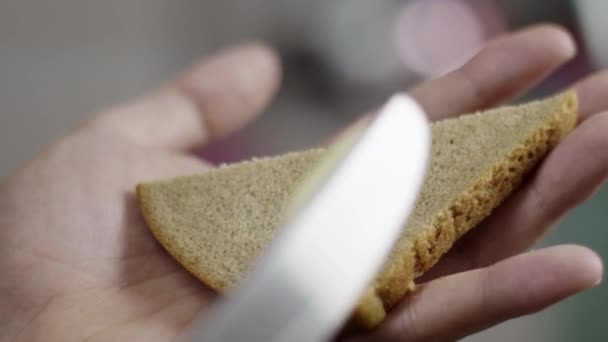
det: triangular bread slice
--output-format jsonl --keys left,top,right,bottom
{"left": 137, "top": 91, "right": 577, "bottom": 328}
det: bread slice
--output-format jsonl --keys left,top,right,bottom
{"left": 137, "top": 91, "right": 577, "bottom": 328}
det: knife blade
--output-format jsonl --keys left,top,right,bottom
{"left": 180, "top": 94, "right": 430, "bottom": 342}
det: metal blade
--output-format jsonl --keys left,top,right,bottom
{"left": 180, "top": 94, "right": 430, "bottom": 342}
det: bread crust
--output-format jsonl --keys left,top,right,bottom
{"left": 353, "top": 91, "right": 577, "bottom": 327}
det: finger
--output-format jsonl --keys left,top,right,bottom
{"left": 351, "top": 245, "right": 602, "bottom": 342}
{"left": 409, "top": 24, "right": 576, "bottom": 120}
{"left": 93, "top": 43, "right": 282, "bottom": 151}
{"left": 423, "top": 111, "right": 608, "bottom": 279}
{"left": 571, "top": 70, "right": 608, "bottom": 120}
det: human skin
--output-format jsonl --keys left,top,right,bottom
{"left": 0, "top": 24, "right": 605, "bottom": 341}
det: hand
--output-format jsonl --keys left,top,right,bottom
{"left": 0, "top": 25, "right": 604, "bottom": 342}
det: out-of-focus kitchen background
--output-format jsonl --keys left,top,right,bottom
{"left": 0, "top": 0, "right": 605, "bottom": 340}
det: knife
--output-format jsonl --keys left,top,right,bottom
{"left": 180, "top": 94, "right": 430, "bottom": 342}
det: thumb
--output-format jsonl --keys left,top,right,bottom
{"left": 92, "top": 43, "right": 282, "bottom": 151}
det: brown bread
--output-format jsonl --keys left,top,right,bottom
{"left": 137, "top": 91, "right": 577, "bottom": 328}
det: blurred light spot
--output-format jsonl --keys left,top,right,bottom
{"left": 314, "top": 0, "right": 412, "bottom": 85}
{"left": 394, "top": 0, "right": 505, "bottom": 78}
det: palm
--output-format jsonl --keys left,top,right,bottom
{"left": 1, "top": 127, "right": 215, "bottom": 341}
{"left": 1, "top": 26, "right": 605, "bottom": 342}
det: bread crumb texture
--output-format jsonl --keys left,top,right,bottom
{"left": 137, "top": 91, "right": 577, "bottom": 328}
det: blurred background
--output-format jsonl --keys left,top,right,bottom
{"left": 0, "top": 0, "right": 605, "bottom": 340}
